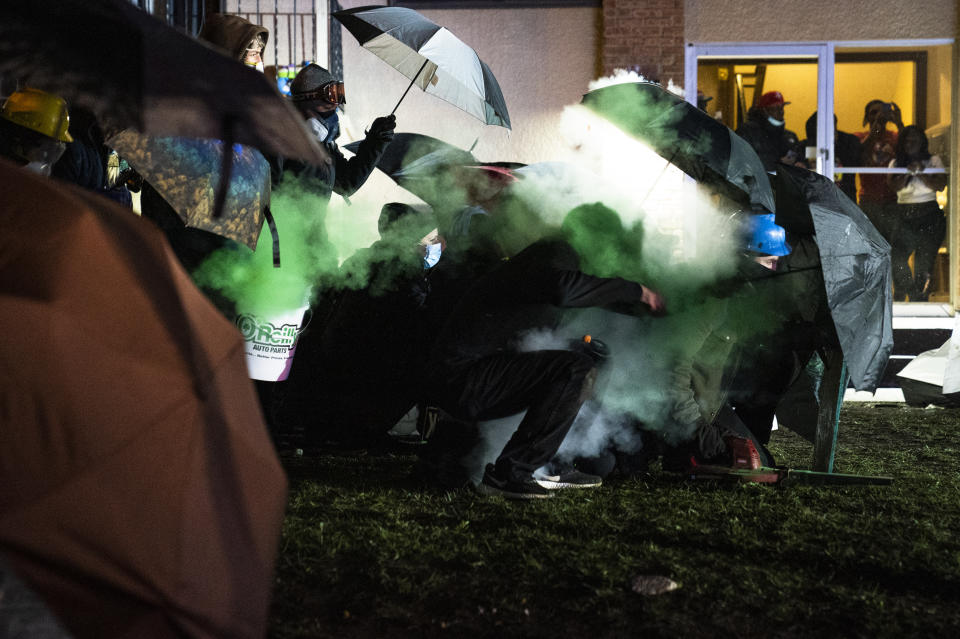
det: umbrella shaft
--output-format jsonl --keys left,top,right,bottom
{"left": 393, "top": 59, "right": 429, "bottom": 115}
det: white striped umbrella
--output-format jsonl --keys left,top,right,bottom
{"left": 333, "top": 5, "right": 511, "bottom": 129}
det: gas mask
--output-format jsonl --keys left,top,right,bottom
{"left": 422, "top": 242, "right": 443, "bottom": 269}
{"left": 307, "top": 110, "right": 340, "bottom": 145}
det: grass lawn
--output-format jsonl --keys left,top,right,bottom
{"left": 269, "top": 403, "right": 960, "bottom": 638}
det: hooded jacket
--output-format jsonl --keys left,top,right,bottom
{"left": 198, "top": 14, "right": 268, "bottom": 61}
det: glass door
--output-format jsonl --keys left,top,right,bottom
{"left": 685, "top": 44, "right": 833, "bottom": 176}
{"left": 686, "top": 41, "right": 954, "bottom": 305}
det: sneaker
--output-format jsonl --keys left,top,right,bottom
{"left": 533, "top": 467, "right": 602, "bottom": 489}
{"left": 476, "top": 464, "right": 552, "bottom": 499}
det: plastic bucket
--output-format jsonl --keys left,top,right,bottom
{"left": 236, "top": 305, "right": 311, "bottom": 381}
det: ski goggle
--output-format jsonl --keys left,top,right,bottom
{"left": 296, "top": 81, "right": 346, "bottom": 107}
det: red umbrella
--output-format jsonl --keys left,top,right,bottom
{"left": 0, "top": 158, "right": 287, "bottom": 639}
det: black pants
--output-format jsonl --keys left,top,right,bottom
{"left": 889, "top": 201, "right": 945, "bottom": 301}
{"left": 432, "top": 350, "right": 597, "bottom": 483}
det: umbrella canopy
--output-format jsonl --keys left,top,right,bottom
{"left": 332, "top": 5, "right": 511, "bottom": 128}
{"left": 773, "top": 164, "right": 893, "bottom": 392}
{"left": 0, "top": 0, "right": 329, "bottom": 167}
{"left": 0, "top": 159, "right": 287, "bottom": 639}
{"left": 581, "top": 81, "right": 775, "bottom": 214}
{"left": 345, "top": 131, "right": 480, "bottom": 207}
{"left": 110, "top": 131, "right": 271, "bottom": 250}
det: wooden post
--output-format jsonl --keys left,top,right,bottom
{"left": 813, "top": 347, "right": 848, "bottom": 472}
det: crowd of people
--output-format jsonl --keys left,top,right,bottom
{"left": 733, "top": 89, "right": 948, "bottom": 302}
{"left": 5, "top": 16, "right": 942, "bottom": 505}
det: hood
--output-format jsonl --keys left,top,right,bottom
{"left": 198, "top": 14, "right": 269, "bottom": 61}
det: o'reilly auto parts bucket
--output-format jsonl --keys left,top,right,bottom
{"left": 236, "top": 305, "right": 310, "bottom": 381}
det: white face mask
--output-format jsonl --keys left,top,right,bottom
{"left": 23, "top": 161, "right": 52, "bottom": 176}
{"left": 423, "top": 243, "right": 443, "bottom": 269}
{"left": 307, "top": 116, "right": 329, "bottom": 142}
{"left": 767, "top": 116, "right": 784, "bottom": 127}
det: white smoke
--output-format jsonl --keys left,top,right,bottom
{"left": 554, "top": 400, "right": 645, "bottom": 462}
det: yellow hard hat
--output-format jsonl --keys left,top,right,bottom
{"left": 1, "top": 88, "right": 73, "bottom": 143}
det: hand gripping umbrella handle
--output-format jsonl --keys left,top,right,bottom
{"left": 392, "top": 59, "right": 430, "bottom": 115}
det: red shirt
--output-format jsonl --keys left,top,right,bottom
{"left": 855, "top": 129, "right": 898, "bottom": 204}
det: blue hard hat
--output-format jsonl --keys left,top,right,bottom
{"left": 744, "top": 214, "right": 791, "bottom": 256}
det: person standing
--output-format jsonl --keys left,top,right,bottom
{"left": 274, "top": 63, "right": 395, "bottom": 200}
{"left": 198, "top": 13, "right": 269, "bottom": 71}
{"left": 735, "top": 91, "right": 804, "bottom": 172}
{"left": 801, "top": 111, "right": 862, "bottom": 202}
{"left": 0, "top": 88, "right": 71, "bottom": 176}
{"left": 886, "top": 125, "right": 948, "bottom": 301}
{"left": 855, "top": 99, "right": 904, "bottom": 239}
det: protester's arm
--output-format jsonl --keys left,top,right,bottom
{"left": 333, "top": 114, "right": 396, "bottom": 197}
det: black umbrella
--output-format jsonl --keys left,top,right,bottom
{"left": 345, "top": 132, "right": 483, "bottom": 207}
{"left": 0, "top": 0, "right": 329, "bottom": 167}
{"left": 774, "top": 164, "right": 893, "bottom": 392}
{"left": 581, "top": 81, "right": 775, "bottom": 214}
{"left": 333, "top": 5, "right": 511, "bottom": 128}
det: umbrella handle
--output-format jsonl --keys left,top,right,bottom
{"left": 212, "top": 116, "right": 237, "bottom": 220}
{"left": 392, "top": 59, "right": 429, "bottom": 116}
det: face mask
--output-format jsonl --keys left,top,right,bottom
{"left": 423, "top": 242, "right": 442, "bottom": 269}
{"left": 249, "top": 61, "right": 265, "bottom": 73}
{"left": 767, "top": 116, "right": 784, "bottom": 127}
{"left": 23, "top": 161, "right": 52, "bottom": 177}
{"left": 307, "top": 110, "right": 340, "bottom": 144}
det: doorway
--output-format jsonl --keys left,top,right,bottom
{"left": 686, "top": 41, "right": 954, "bottom": 306}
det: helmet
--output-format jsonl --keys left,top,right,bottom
{"left": 290, "top": 64, "right": 345, "bottom": 108}
{"left": 1, "top": 88, "right": 73, "bottom": 143}
{"left": 744, "top": 213, "right": 791, "bottom": 256}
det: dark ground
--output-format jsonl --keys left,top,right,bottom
{"left": 268, "top": 402, "right": 960, "bottom": 639}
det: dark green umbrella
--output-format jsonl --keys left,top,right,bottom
{"left": 773, "top": 164, "right": 893, "bottom": 392}
{"left": 582, "top": 81, "right": 775, "bottom": 214}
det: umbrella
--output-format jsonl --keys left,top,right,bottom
{"left": 110, "top": 131, "right": 272, "bottom": 251}
{"left": 0, "top": 159, "right": 287, "bottom": 639}
{"left": 0, "top": 0, "right": 329, "bottom": 167}
{"left": 896, "top": 340, "right": 960, "bottom": 407}
{"left": 332, "top": 5, "right": 511, "bottom": 128}
{"left": 581, "top": 81, "right": 775, "bottom": 214}
{"left": 344, "top": 132, "right": 480, "bottom": 207}
{"left": 773, "top": 164, "right": 893, "bottom": 392}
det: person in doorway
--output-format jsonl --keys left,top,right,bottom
{"left": 425, "top": 205, "right": 666, "bottom": 499}
{"left": 801, "top": 111, "right": 862, "bottom": 201}
{"left": 886, "top": 125, "right": 948, "bottom": 301}
{"left": 0, "top": 87, "right": 71, "bottom": 176}
{"left": 855, "top": 99, "right": 904, "bottom": 238}
{"left": 735, "top": 90, "right": 805, "bottom": 172}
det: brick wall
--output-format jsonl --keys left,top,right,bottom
{"left": 602, "top": 0, "right": 685, "bottom": 85}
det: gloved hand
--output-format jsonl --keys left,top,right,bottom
{"left": 366, "top": 114, "right": 396, "bottom": 143}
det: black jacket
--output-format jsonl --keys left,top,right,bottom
{"left": 736, "top": 107, "right": 801, "bottom": 172}
{"left": 271, "top": 129, "right": 389, "bottom": 201}
{"left": 431, "top": 239, "right": 654, "bottom": 369}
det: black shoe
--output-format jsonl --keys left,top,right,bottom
{"left": 476, "top": 464, "right": 552, "bottom": 499}
{"left": 533, "top": 466, "right": 602, "bottom": 489}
